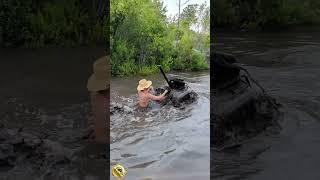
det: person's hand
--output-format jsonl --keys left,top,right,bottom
{"left": 160, "top": 95, "right": 166, "bottom": 101}
{"left": 161, "top": 90, "right": 168, "bottom": 96}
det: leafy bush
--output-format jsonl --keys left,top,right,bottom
{"left": 0, "top": 0, "right": 107, "bottom": 47}
{"left": 118, "top": 62, "right": 137, "bottom": 77}
{"left": 214, "top": 0, "right": 320, "bottom": 30}
{"left": 111, "top": 0, "right": 210, "bottom": 76}
{"left": 138, "top": 65, "right": 158, "bottom": 76}
{"left": 1, "top": 0, "right": 210, "bottom": 76}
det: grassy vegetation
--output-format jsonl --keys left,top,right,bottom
{"left": 1, "top": 0, "right": 209, "bottom": 76}
{"left": 111, "top": 0, "right": 210, "bottom": 76}
{"left": 213, "top": 0, "right": 320, "bottom": 31}
{"left": 0, "top": 0, "right": 108, "bottom": 47}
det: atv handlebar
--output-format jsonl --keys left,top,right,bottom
{"left": 157, "top": 65, "right": 171, "bottom": 88}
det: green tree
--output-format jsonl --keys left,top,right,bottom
{"left": 213, "top": 0, "right": 320, "bottom": 30}
{"left": 180, "top": 4, "right": 198, "bottom": 28}
{"left": 110, "top": 0, "right": 209, "bottom": 76}
{"left": 0, "top": 0, "right": 107, "bottom": 47}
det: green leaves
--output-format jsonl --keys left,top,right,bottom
{"left": 111, "top": 0, "right": 210, "bottom": 76}
{"left": 214, "top": 0, "right": 320, "bottom": 30}
{"left": 111, "top": 0, "right": 173, "bottom": 76}
{"left": 0, "top": 0, "right": 107, "bottom": 47}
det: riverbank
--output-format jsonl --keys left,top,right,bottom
{"left": 110, "top": 55, "right": 210, "bottom": 77}
{"left": 213, "top": 25, "right": 320, "bottom": 33}
{"left": 111, "top": 67, "right": 210, "bottom": 78}
{"left": 213, "top": 0, "right": 320, "bottom": 31}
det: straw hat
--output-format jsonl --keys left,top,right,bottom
{"left": 87, "top": 55, "right": 110, "bottom": 92}
{"left": 137, "top": 79, "right": 152, "bottom": 91}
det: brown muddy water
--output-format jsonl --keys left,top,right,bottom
{"left": 0, "top": 48, "right": 108, "bottom": 180}
{"left": 213, "top": 29, "right": 320, "bottom": 180}
{"left": 110, "top": 71, "right": 210, "bottom": 179}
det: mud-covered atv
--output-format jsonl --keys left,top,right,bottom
{"left": 154, "top": 66, "right": 198, "bottom": 107}
{"left": 110, "top": 67, "right": 198, "bottom": 115}
{"left": 212, "top": 52, "right": 282, "bottom": 148}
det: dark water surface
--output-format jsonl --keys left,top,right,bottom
{"left": 213, "top": 30, "right": 320, "bottom": 179}
{"left": 110, "top": 72, "right": 210, "bottom": 179}
{"left": 0, "top": 48, "right": 108, "bottom": 179}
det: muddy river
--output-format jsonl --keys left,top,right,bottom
{"left": 0, "top": 48, "right": 108, "bottom": 180}
{"left": 2, "top": 29, "right": 319, "bottom": 180}
{"left": 213, "top": 28, "right": 320, "bottom": 179}
{"left": 110, "top": 71, "right": 210, "bottom": 179}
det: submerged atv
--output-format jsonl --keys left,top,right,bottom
{"left": 154, "top": 65, "right": 198, "bottom": 107}
{"left": 110, "top": 66, "right": 198, "bottom": 115}
{"left": 212, "top": 52, "right": 281, "bottom": 148}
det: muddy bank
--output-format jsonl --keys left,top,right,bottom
{"left": 212, "top": 31, "right": 320, "bottom": 179}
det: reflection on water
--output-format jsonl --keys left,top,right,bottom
{"left": 110, "top": 72, "right": 210, "bottom": 179}
{"left": 213, "top": 30, "right": 320, "bottom": 180}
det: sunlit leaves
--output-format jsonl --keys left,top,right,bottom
{"left": 110, "top": 0, "right": 209, "bottom": 76}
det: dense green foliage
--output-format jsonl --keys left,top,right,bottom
{"left": 0, "top": 0, "right": 108, "bottom": 47}
{"left": 111, "top": 0, "right": 210, "bottom": 76}
{"left": 213, "top": 0, "right": 320, "bottom": 30}
{"left": 1, "top": 0, "right": 209, "bottom": 76}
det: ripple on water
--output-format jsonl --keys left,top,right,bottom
{"left": 110, "top": 73, "right": 210, "bottom": 179}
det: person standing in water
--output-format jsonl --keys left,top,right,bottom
{"left": 87, "top": 55, "right": 110, "bottom": 144}
{"left": 137, "top": 79, "right": 168, "bottom": 108}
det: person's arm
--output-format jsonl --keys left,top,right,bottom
{"left": 147, "top": 93, "right": 165, "bottom": 101}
